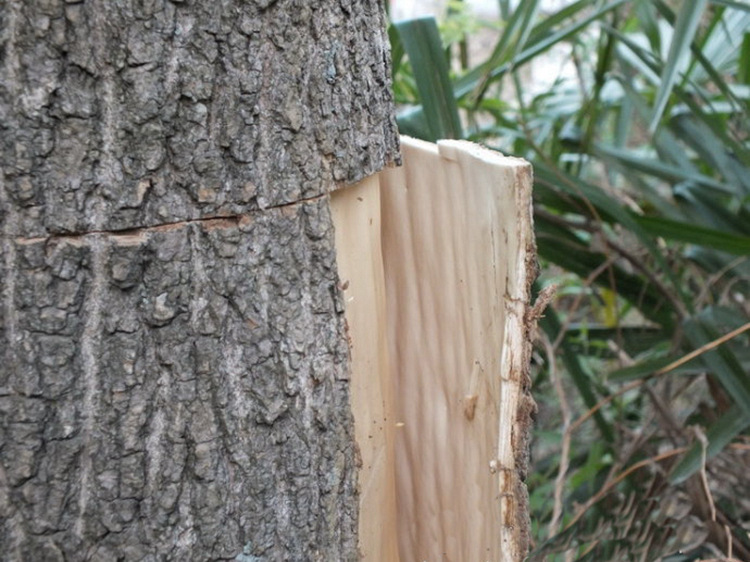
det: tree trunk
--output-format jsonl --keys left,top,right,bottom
{"left": 0, "top": 1, "right": 399, "bottom": 560}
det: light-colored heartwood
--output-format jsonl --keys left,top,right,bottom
{"left": 333, "top": 137, "right": 535, "bottom": 561}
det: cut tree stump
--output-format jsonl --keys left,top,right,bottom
{"left": 332, "top": 136, "right": 537, "bottom": 561}
{"left": 1, "top": 2, "right": 535, "bottom": 558}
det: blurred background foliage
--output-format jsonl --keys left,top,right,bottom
{"left": 387, "top": 0, "right": 750, "bottom": 559}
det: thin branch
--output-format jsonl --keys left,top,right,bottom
{"left": 695, "top": 255, "right": 749, "bottom": 309}
{"left": 552, "top": 256, "right": 617, "bottom": 350}
{"left": 604, "top": 236, "right": 688, "bottom": 319}
{"left": 561, "top": 448, "right": 688, "bottom": 533}
{"left": 534, "top": 206, "right": 688, "bottom": 320}
{"left": 570, "top": 321, "right": 750, "bottom": 433}
{"left": 696, "top": 426, "right": 717, "bottom": 523}
{"left": 653, "top": 321, "right": 750, "bottom": 377}
{"left": 542, "top": 333, "right": 571, "bottom": 538}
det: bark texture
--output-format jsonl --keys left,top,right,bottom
{"left": 1, "top": 0, "right": 398, "bottom": 237}
{"left": 0, "top": 0, "right": 399, "bottom": 559}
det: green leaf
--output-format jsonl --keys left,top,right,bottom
{"left": 740, "top": 32, "right": 750, "bottom": 84}
{"left": 537, "top": 292, "right": 615, "bottom": 443}
{"left": 393, "top": 17, "right": 463, "bottom": 141}
{"left": 633, "top": 215, "right": 750, "bottom": 255}
{"left": 499, "top": 0, "right": 511, "bottom": 20}
{"left": 683, "top": 318, "right": 750, "bottom": 414}
{"left": 670, "top": 112, "right": 750, "bottom": 197}
{"left": 634, "top": 0, "right": 662, "bottom": 53}
{"left": 697, "top": 5, "right": 750, "bottom": 74}
{"left": 686, "top": 247, "right": 750, "bottom": 282}
{"left": 472, "top": 0, "right": 540, "bottom": 102}
{"left": 388, "top": 24, "right": 405, "bottom": 79}
{"left": 673, "top": 183, "right": 750, "bottom": 235}
{"left": 669, "top": 405, "right": 750, "bottom": 484}
{"left": 709, "top": 0, "right": 750, "bottom": 11}
{"left": 649, "top": 0, "right": 709, "bottom": 131}
{"left": 395, "top": 107, "right": 432, "bottom": 140}
{"left": 653, "top": 2, "right": 750, "bottom": 154}
{"left": 564, "top": 327, "right": 671, "bottom": 361}
{"left": 454, "top": 0, "right": 629, "bottom": 99}
{"left": 609, "top": 356, "right": 677, "bottom": 383}
{"left": 535, "top": 214, "right": 675, "bottom": 330}
{"left": 670, "top": 307, "right": 750, "bottom": 483}
{"left": 535, "top": 160, "right": 688, "bottom": 318}
{"left": 594, "top": 144, "right": 736, "bottom": 195}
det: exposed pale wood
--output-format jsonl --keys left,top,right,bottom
{"left": 333, "top": 137, "right": 535, "bottom": 561}
{"left": 331, "top": 176, "right": 400, "bottom": 561}
{"left": 378, "top": 137, "right": 535, "bottom": 561}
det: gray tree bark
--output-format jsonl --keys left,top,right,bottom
{"left": 0, "top": 1, "right": 400, "bottom": 560}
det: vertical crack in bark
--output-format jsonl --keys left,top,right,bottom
{"left": 75, "top": 235, "right": 106, "bottom": 538}
{"left": 91, "top": 1, "right": 119, "bottom": 232}
{"left": 1, "top": 178, "right": 19, "bottom": 397}
{"left": 163, "top": 6, "right": 184, "bottom": 103}
{"left": 3, "top": 1, "right": 21, "bottom": 101}
{"left": 144, "top": 357, "right": 168, "bottom": 530}
{"left": 0, "top": 4, "right": 23, "bottom": 556}
{"left": 0, "top": 236, "right": 21, "bottom": 560}
{"left": 66, "top": 19, "right": 116, "bottom": 530}
{"left": 1, "top": 0, "right": 20, "bottom": 363}
{"left": 93, "top": 74, "right": 120, "bottom": 228}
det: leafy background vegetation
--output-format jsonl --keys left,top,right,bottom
{"left": 387, "top": 0, "right": 750, "bottom": 559}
